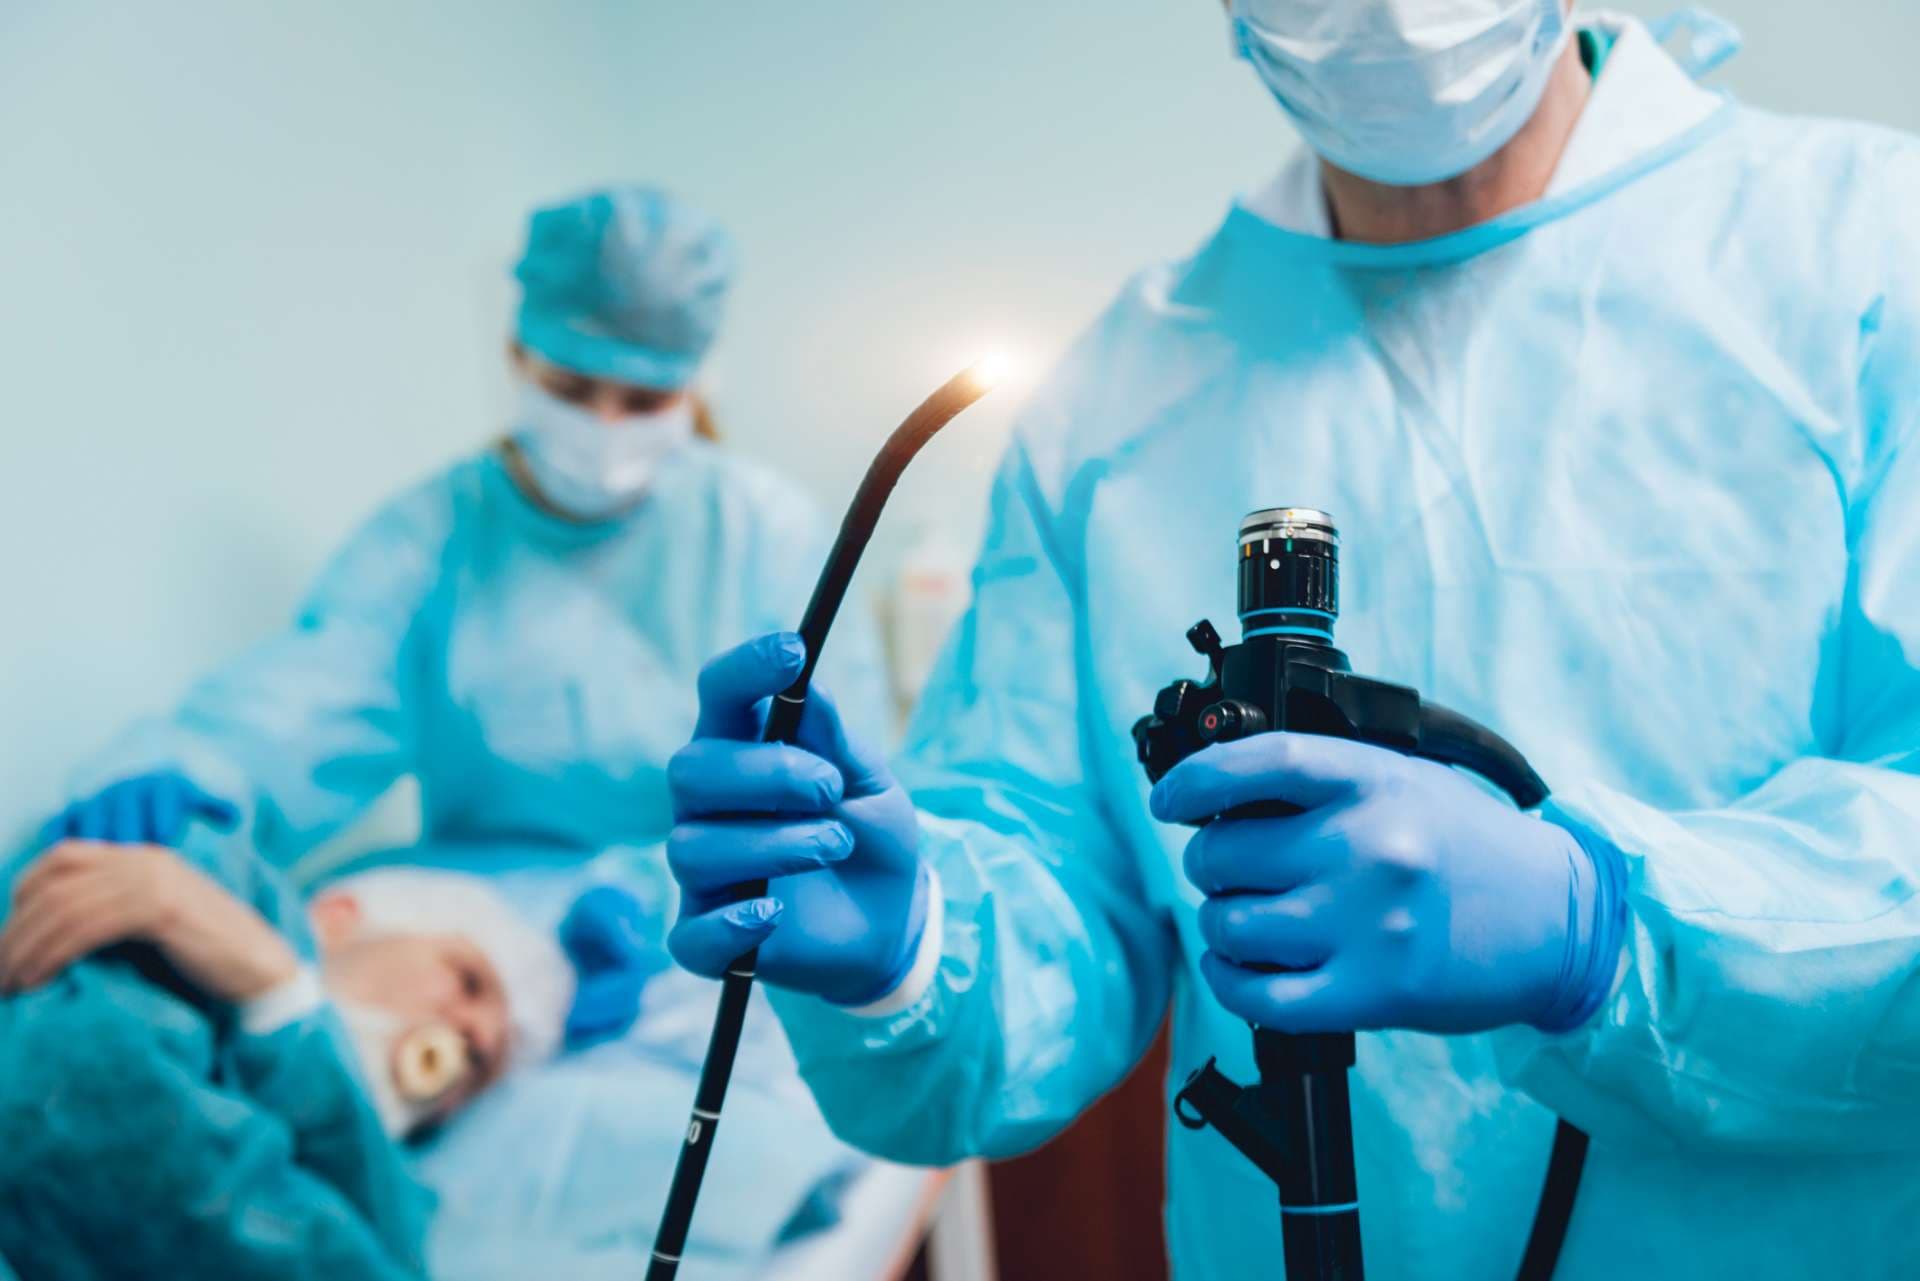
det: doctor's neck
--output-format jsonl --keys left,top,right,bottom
{"left": 1320, "top": 41, "right": 1591, "bottom": 246}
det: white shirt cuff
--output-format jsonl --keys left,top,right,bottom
{"left": 238, "top": 965, "right": 326, "bottom": 1036}
{"left": 845, "top": 867, "right": 944, "bottom": 1020}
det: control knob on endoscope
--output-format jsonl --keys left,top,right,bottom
{"left": 1196, "top": 699, "right": 1268, "bottom": 744}
{"left": 1187, "top": 619, "right": 1226, "bottom": 660}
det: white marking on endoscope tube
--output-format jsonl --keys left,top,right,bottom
{"left": 653, "top": 1250, "right": 681, "bottom": 1263}
{"left": 776, "top": 693, "right": 805, "bottom": 704}
{"left": 728, "top": 967, "right": 753, "bottom": 978}
{"left": 687, "top": 1120, "right": 703, "bottom": 1143}
{"left": 692, "top": 1107, "right": 720, "bottom": 1121}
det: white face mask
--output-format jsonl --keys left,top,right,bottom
{"left": 513, "top": 382, "right": 696, "bottom": 520}
{"left": 1232, "top": 0, "right": 1571, "bottom": 188}
{"left": 335, "top": 1000, "right": 468, "bottom": 1139}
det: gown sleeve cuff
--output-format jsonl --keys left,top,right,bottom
{"left": 1534, "top": 803, "right": 1632, "bottom": 1033}
{"left": 844, "top": 866, "right": 945, "bottom": 1020}
{"left": 238, "top": 965, "right": 327, "bottom": 1037}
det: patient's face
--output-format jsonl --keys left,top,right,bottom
{"left": 323, "top": 932, "right": 511, "bottom": 1085}
{"left": 316, "top": 925, "right": 512, "bottom": 1136}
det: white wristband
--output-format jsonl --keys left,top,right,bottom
{"left": 846, "top": 867, "right": 944, "bottom": 1020}
{"left": 239, "top": 965, "right": 326, "bottom": 1036}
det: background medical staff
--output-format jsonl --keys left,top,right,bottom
{"left": 663, "top": 5, "right": 1920, "bottom": 1279}
{"left": 35, "top": 187, "right": 889, "bottom": 1009}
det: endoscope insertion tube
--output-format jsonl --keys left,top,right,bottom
{"left": 646, "top": 358, "right": 1003, "bottom": 1281}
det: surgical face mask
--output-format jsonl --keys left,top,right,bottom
{"left": 1231, "top": 0, "right": 1572, "bottom": 187}
{"left": 513, "top": 382, "right": 695, "bottom": 520}
{"left": 336, "top": 1000, "right": 469, "bottom": 1139}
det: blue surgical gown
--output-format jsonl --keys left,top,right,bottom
{"left": 0, "top": 837, "right": 433, "bottom": 1279}
{"left": 73, "top": 442, "right": 889, "bottom": 870}
{"left": 768, "top": 100, "right": 1920, "bottom": 1281}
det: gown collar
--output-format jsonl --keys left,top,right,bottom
{"left": 1233, "top": 11, "right": 1732, "bottom": 261}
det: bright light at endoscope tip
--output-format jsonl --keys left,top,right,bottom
{"left": 967, "top": 349, "right": 1015, "bottom": 392}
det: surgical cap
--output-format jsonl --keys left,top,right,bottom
{"left": 512, "top": 185, "right": 735, "bottom": 391}
{"left": 325, "top": 868, "right": 576, "bottom": 1065}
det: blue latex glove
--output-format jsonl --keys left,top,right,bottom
{"left": 36, "top": 771, "right": 239, "bottom": 850}
{"left": 1151, "top": 732, "right": 1626, "bottom": 1035}
{"left": 665, "top": 632, "right": 929, "bottom": 1006}
{"left": 559, "top": 884, "right": 666, "bottom": 1048}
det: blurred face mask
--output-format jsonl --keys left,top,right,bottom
{"left": 514, "top": 382, "right": 695, "bottom": 519}
{"left": 1231, "top": 0, "right": 1572, "bottom": 187}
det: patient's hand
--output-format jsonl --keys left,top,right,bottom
{"left": 0, "top": 841, "right": 298, "bottom": 1001}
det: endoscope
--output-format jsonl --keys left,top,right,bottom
{"left": 1132, "top": 508, "right": 1589, "bottom": 1281}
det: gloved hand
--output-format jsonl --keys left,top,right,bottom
{"left": 559, "top": 884, "right": 666, "bottom": 1048}
{"left": 37, "top": 771, "right": 240, "bottom": 850}
{"left": 665, "top": 632, "right": 929, "bottom": 1007}
{"left": 1151, "top": 732, "right": 1625, "bottom": 1035}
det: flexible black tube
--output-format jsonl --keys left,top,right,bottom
{"left": 1515, "top": 1121, "right": 1589, "bottom": 1281}
{"left": 647, "top": 365, "right": 995, "bottom": 1280}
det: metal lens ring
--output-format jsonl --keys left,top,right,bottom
{"left": 1238, "top": 507, "right": 1338, "bottom": 635}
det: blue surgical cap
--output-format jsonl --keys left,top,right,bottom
{"left": 512, "top": 186, "right": 735, "bottom": 391}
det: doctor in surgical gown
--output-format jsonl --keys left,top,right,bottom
{"left": 669, "top": 10, "right": 1920, "bottom": 1281}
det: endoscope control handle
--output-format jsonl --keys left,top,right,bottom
{"left": 1409, "top": 700, "right": 1549, "bottom": 810}
{"left": 1306, "top": 665, "right": 1549, "bottom": 810}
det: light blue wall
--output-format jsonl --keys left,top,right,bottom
{"left": 3, "top": 1, "right": 1917, "bottom": 839}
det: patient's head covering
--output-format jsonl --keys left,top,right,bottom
{"left": 326, "top": 867, "right": 575, "bottom": 1065}
{"left": 513, "top": 185, "right": 735, "bottom": 391}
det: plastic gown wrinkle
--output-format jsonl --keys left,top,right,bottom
{"left": 1507, "top": 131, "right": 1920, "bottom": 1163}
{"left": 771, "top": 69, "right": 1920, "bottom": 1277}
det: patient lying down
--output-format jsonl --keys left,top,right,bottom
{"left": 0, "top": 841, "right": 573, "bottom": 1280}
